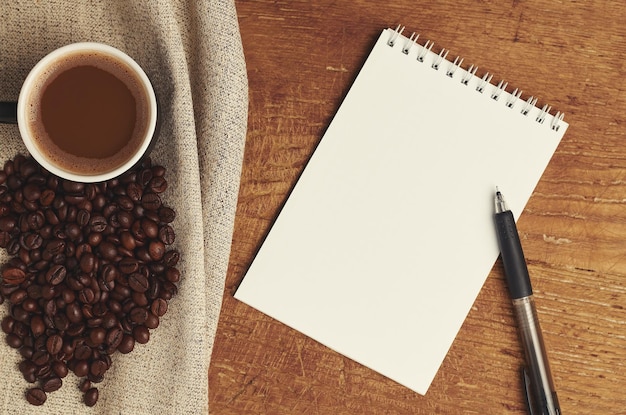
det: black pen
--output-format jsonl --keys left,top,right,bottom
{"left": 494, "top": 189, "right": 561, "bottom": 415}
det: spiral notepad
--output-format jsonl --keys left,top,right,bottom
{"left": 235, "top": 26, "right": 568, "bottom": 395}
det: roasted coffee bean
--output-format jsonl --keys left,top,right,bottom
{"left": 26, "top": 387, "right": 47, "bottom": 406}
{"left": 42, "top": 377, "right": 63, "bottom": 393}
{"left": 128, "top": 273, "right": 149, "bottom": 293}
{"left": 148, "top": 241, "right": 166, "bottom": 261}
{"left": 21, "top": 232, "right": 43, "bottom": 250}
{"left": 141, "top": 218, "right": 159, "bottom": 239}
{"left": 90, "top": 359, "right": 107, "bottom": 377}
{"left": 79, "top": 252, "right": 96, "bottom": 273}
{"left": 66, "top": 302, "right": 83, "bottom": 324}
{"left": 141, "top": 192, "right": 161, "bottom": 211}
{"left": 106, "top": 327, "right": 123, "bottom": 349}
{"left": 133, "top": 325, "right": 150, "bottom": 344}
{"left": 165, "top": 267, "right": 181, "bottom": 283}
{"left": 27, "top": 211, "right": 45, "bottom": 230}
{"left": 30, "top": 315, "right": 46, "bottom": 337}
{"left": 6, "top": 333, "right": 23, "bottom": 348}
{"left": 130, "top": 307, "right": 148, "bottom": 324}
{"left": 84, "top": 387, "right": 99, "bottom": 407}
{"left": 1, "top": 266, "right": 26, "bottom": 285}
{"left": 0, "top": 216, "right": 16, "bottom": 232}
{"left": 31, "top": 350, "right": 50, "bottom": 366}
{"left": 22, "top": 298, "right": 38, "bottom": 313}
{"left": 89, "top": 215, "right": 107, "bottom": 233}
{"left": 151, "top": 165, "right": 165, "bottom": 177}
{"left": 138, "top": 168, "right": 153, "bottom": 186}
{"left": 117, "top": 334, "right": 135, "bottom": 354}
{"left": 45, "top": 264, "right": 67, "bottom": 285}
{"left": 52, "top": 360, "right": 69, "bottom": 378}
{"left": 163, "top": 250, "right": 180, "bottom": 267}
{"left": 148, "top": 176, "right": 167, "bottom": 193}
{"left": 79, "top": 287, "right": 96, "bottom": 304}
{"left": 19, "top": 359, "right": 37, "bottom": 377}
{"left": 126, "top": 182, "right": 143, "bottom": 202}
{"left": 98, "top": 241, "right": 117, "bottom": 261}
{"left": 9, "top": 288, "right": 27, "bottom": 304}
{"left": 1, "top": 315, "right": 15, "bottom": 334}
{"left": 79, "top": 378, "right": 92, "bottom": 393}
{"left": 46, "top": 334, "right": 63, "bottom": 355}
{"left": 145, "top": 312, "right": 159, "bottom": 329}
{"left": 74, "top": 359, "right": 89, "bottom": 377}
{"left": 151, "top": 298, "right": 168, "bottom": 317}
{"left": 158, "top": 225, "right": 175, "bottom": 245}
{"left": 74, "top": 344, "right": 92, "bottom": 361}
{"left": 39, "top": 189, "right": 56, "bottom": 206}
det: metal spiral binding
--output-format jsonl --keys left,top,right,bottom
{"left": 387, "top": 24, "right": 565, "bottom": 131}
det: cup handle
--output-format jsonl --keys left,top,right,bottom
{"left": 0, "top": 101, "right": 18, "bottom": 124}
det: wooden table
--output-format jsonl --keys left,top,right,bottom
{"left": 209, "top": 1, "right": 626, "bottom": 413}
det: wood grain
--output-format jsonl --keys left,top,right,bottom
{"left": 209, "top": 1, "right": 626, "bottom": 413}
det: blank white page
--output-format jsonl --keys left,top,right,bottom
{"left": 235, "top": 27, "right": 567, "bottom": 395}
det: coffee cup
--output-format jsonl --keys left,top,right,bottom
{"left": 0, "top": 42, "right": 158, "bottom": 183}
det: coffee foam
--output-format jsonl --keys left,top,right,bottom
{"left": 25, "top": 49, "right": 152, "bottom": 176}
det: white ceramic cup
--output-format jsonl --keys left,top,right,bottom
{"left": 3, "top": 42, "right": 158, "bottom": 183}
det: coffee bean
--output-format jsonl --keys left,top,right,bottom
{"left": 1, "top": 315, "right": 15, "bottom": 334}
{"left": 158, "top": 225, "right": 175, "bottom": 245}
{"left": 128, "top": 273, "right": 149, "bottom": 293}
{"left": 130, "top": 307, "right": 148, "bottom": 324}
{"left": 62, "top": 180, "right": 85, "bottom": 194}
{"left": 90, "top": 360, "right": 108, "bottom": 377}
{"left": 148, "top": 241, "right": 166, "bottom": 261}
{"left": 141, "top": 192, "right": 161, "bottom": 210}
{"left": 79, "top": 252, "right": 96, "bottom": 273}
{"left": 46, "top": 334, "right": 63, "bottom": 355}
{"left": 84, "top": 387, "right": 99, "bottom": 407}
{"left": 165, "top": 267, "right": 181, "bottom": 283}
{"left": 2, "top": 266, "right": 26, "bottom": 285}
{"left": 133, "top": 325, "right": 150, "bottom": 344}
{"left": 79, "top": 378, "right": 92, "bottom": 393}
{"left": 9, "top": 288, "right": 27, "bottom": 304}
{"left": 158, "top": 206, "right": 176, "bottom": 223}
{"left": 30, "top": 315, "right": 46, "bottom": 337}
{"left": 42, "top": 376, "right": 63, "bottom": 393}
{"left": 74, "top": 360, "right": 89, "bottom": 377}
{"left": 26, "top": 387, "right": 47, "bottom": 406}
{"left": 21, "top": 232, "right": 43, "bottom": 250}
{"left": 148, "top": 176, "right": 167, "bottom": 193}
{"left": 151, "top": 298, "right": 168, "bottom": 317}
{"left": 97, "top": 241, "right": 117, "bottom": 261}
{"left": 163, "top": 250, "right": 180, "bottom": 267}
{"left": 145, "top": 312, "right": 160, "bottom": 329}
{"left": 27, "top": 211, "right": 45, "bottom": 230}
{"left": 6, "top": 333, "right": 23, "bottom": 348}
{"left": 89, "top": 215, "right": 107, "bottom": 233}
{"left": 74, "top": 344, "right": 92, "bottom": 360}
{"left": 31, "top": 350, "right": 50, "bottom": 366}
{"left": 45, "top": 264, "right": 67, "bottom": 285}
{"left": 52, "top": 360, "right": 69, "bottom": 378}
{"left": 66, "top": 302, "right": 83, "bottom": 324}
{"left": 117, "top": 334, "right": 135, "bottom": 354}
{"left": 106, "top": 327, "right": 123, "bottom": 349}
{"left": 39, "top": 189, "right": 55, "bottom": 206}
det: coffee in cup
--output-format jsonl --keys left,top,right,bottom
{"left": 1, "top": 42, "right": 157, "bottom": 182}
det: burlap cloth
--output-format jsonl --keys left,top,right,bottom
{"left": 0, "top": 1, "right": 248, "bottom": 413}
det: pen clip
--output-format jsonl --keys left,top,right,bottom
{"left": 522, "top": 367, "right": 536, "bottom": 415}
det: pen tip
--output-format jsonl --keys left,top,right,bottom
{"left": 495, "top": 187, "right": 507, "bottom": 213}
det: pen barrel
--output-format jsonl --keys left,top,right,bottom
{"left": 512, "top": 296, "right": 561, "bottom": 415}
{"left": 495, "top": 210, "right": 533, "bottom": 299}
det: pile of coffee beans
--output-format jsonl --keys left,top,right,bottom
{"left": 0, "top": 154, "right": 180, "bottom": 407}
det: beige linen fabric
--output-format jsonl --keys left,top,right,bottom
{"left": 0, "top": 1, "right": 247, "bottom": 414}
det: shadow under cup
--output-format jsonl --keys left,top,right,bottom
{"left": 0, "top": 43, "right": 158, "bottom": 183}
